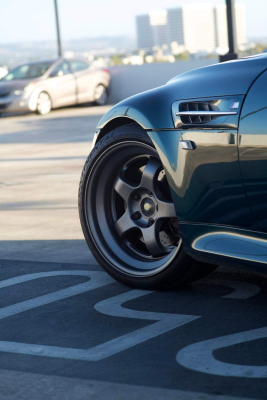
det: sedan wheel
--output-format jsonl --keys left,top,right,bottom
{"left": 94, "top": 84, "right": 108, "bottom": 106}
{"left": 79, "top": 124, "right": 216, "bottom": 289}
{"left": 36, "top": 92, "right": 52, "bottom": 115}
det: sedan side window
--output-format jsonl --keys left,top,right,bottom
{"left": 50, "top": 61, "right": 71, "bottom": 78}
{"left": 69, "top": 61, "right": 89, "bottom": 72}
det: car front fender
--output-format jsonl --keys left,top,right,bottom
{"left": 97, "top": 85, "right": 175, "bottom": 131}
{"left": 97, "top": 55, "right": 267, "bottom": 132}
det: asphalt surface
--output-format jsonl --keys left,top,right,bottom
{"left": 0, "top": 106, "right": 267, "bottom": 400}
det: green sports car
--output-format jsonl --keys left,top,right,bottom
{"left": 79, "top": 54, "right": 267, "bottom": 289}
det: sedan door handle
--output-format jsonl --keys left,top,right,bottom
{"left": 179, "top": 140, "right": 197, "bottom": 150}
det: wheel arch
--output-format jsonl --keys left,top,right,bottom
{"left": 29, "top": 89, "right": 53, "bottom": 112}
{"left": 95, "top": 117, "right": 147, "bottom": 144}
{"left": 94, "top": 118, "right": 173, "bottom": 191}
{"left": 94, "top": 82, "right": 109, "bottom": 94}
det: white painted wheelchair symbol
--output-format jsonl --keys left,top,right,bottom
{"left": 0, "top": 269, "right": 265, "bottom": 379}
{"left": 177, "top": 327, "right": 267, "bottom": 379}
{"left": 0, "top": 270, "right": 199, "bottom": 361}
{"left": 177, "top": 277, "right": 266, "bottom": 378}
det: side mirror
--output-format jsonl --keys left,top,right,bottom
{"left": 50, "top": 70, "right": 63, "bottom": 78}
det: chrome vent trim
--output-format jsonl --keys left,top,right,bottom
{"left": 176, "top": 101, "right": 237, "bottom": 125}
{"left": 176, "top": 111, "right": 237, "bottom": 117}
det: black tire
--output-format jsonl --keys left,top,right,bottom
{"left": 94, "top": 84, "right": 108, "bottom": 106}
{"left": 79, "top": 124, "right": 217, "bottom": 290}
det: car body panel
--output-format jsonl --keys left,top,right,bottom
{"left": 148, "top": 129, "right": 257, "bottom": 230}
{"left": 74, "top": 68, "right": 95, "bottom": 103}
{"left": 73, "top": 68, "right": 110, "bottom": 104}
{"left": 239, "top": 69, "right": 267, "bottom": 233}
{"left": 97, "top": 85, "right": 176, "bottom": 130}
{"left": 0, "top": 80, "right": 50, "bottom": 114}
{"left": 44, "top": 74, "right": 77, "bottom": 108}
{"left": 179, "top": 222, "right": 267, "bottom": 270}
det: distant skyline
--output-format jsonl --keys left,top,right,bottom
{"left": 1, "top": 0, "right": 266, "bottom": 44}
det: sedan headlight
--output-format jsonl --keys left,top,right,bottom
{"left": 14, "top": 83, "right": 36, "bottom": 96}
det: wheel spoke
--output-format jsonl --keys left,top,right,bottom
{"left": 141, "top": 223, "right": 166, "bottom": 257}
{"left": 115, "top": 210, "right": 135, "bottom": 237}
{"left": 114, "top": 176, "right": 136, "bottom": 201}
{"left": 140, "top": 158, "right": 161, "bottom": 192}
{"left": 157, "top": 199, "right": 177, "bottom": 219}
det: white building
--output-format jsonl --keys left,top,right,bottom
{"left": 234, "top": 3, "right": 247, "bottom": 47}
{"left": 182, "top": 3, "right": 216, "bottom": 54}
{"left": 215, "top": 3, "right": 246, "bottom": 54}
{"left": 136, "top": 14, "right": 154, "bottom": 49}
{"left": 167, "top": 8, "right": 184, "bottom": 47}
{"left": 150, "top": 10, "right": 169, "bottom": 48}
{"left": 136, "top": 3, "right": 246, "bottom": 54}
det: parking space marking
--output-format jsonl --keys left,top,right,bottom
{"left": 0, "top": 271, "right": 113, "bottom": 319}
{"left": 0, "top": 277, "right": 200, "bottom": 362}
{"left": 197, "top": 278, "right": 261, "bottom": 299}
{"left": 0, "top": 270, "right": 261, "bottom": 368}
{"left": 90, "top": 290, "right": 200, "bottom": 360}
{"left": 177, "top": 327, "right": 267, "bottom": 378}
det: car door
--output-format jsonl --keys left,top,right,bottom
{"left": 239, "top": 69, "right": 267, "bottom": 232}
{"left": 46, "top": 61, "right": 76, "bottom": 107}
{"left": 69, "top": 60, "right": 96, "bottom": 103}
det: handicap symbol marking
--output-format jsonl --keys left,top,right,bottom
{"left": 177, "top": 277, "right": 266, "bottom": 379}
{"left": 0, "top": 271, "right": 113, "bottom": 319}
{"left": 195, "top": 277, "right": 261, "bottom": 299}
{"left": 0, "top": 271, "right": 199, "bottom": 361}
{"left": 91, "top": 290, "right": 199, "bottom": 360}
{"left": 0, "top": 270, "right": 264, "bottom": 370}
{"left": 177, "top": 327, "right": 267, "bottom": 378}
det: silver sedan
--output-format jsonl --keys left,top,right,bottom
{"left": 0, "top": 59, "right": 110, "bottom": 115}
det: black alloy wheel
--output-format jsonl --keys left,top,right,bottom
{"left": 79, "top": 124, "right": 216, "bottom": 289}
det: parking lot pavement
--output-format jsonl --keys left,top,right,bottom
{"left": 1, "top": 107, "right": 267, "bottom": 400}
{"left": 0, "top": 105, "right": 109, "bottom": 265}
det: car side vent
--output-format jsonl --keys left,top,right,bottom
{"left": 176, "top": 102, "right": 237, "bottom": 125}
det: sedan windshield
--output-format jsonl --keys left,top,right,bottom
{"left": 3, "top": 62, "right": 53, "bottom": 81}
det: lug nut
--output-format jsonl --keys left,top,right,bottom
{"left": 132, "top": 193, "right": 141, "bottom": 201}
{"left": 148, "top": 192, "right": 153, "bottom": 197}
{"left": 131, "top": 211, "right": 141, "bottom": 220}
{"left": 148, "top": 218, "right": 154, "bottom": 227}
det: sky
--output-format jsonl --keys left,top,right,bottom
{"left": 0, "top": 0, "right": 266, "bottom": 44}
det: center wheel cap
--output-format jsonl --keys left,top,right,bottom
{"left": 141, "top": 198, "right": 155, "bottom": 217}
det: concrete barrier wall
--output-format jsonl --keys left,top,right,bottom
{"left": 108, "top": 58, "right": 219, "bottom": 104}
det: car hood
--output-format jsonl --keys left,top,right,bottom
{"left": 0, "top": 79, "right": 36, "bottom": 93}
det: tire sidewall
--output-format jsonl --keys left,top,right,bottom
{"left": 94, "top": 85, "right": 108, "bottom": 106}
